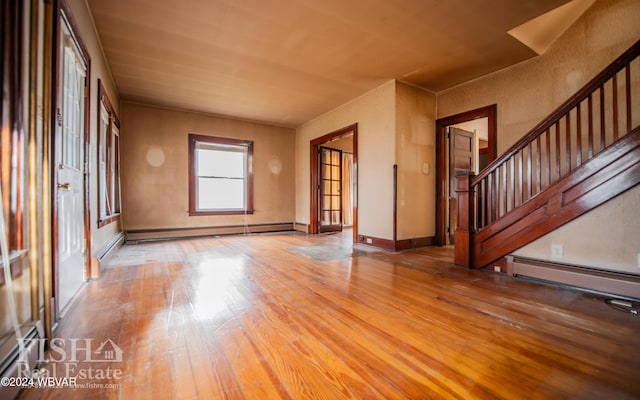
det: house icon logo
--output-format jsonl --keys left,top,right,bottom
{"left": 92, "top": 339, "right": 123, "bottom": 362}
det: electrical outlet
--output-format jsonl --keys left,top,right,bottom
{"left": 551, "top": 244, "right": 563, "bottom": 258}
{"left": 366, "top": 238, "right": 373, "bottom": 244}
{"left": 422, "top": 163, "right": 430, "bottom": 175}
{"left": 493, "top": 266, "right": 501, "bottom": 272}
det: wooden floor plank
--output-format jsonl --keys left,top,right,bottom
{"left": 19, "top": 231, "right": 640, "bottom": 399}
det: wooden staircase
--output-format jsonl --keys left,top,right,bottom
{"left": 454, "top": 40, "right": 640, "bottom": 269}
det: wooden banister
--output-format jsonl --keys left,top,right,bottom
{"left": 453, "top": 172, "right": 475, "bottom": 267}
{"left": 456, "top": 40, "right": 640, "bottom": 268}
{"left": 473, "top": 39, "right": 640, "bottom": 185}
{"left": 473, "top": 126, "right": 640, "bottom": 267}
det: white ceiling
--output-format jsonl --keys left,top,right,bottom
{"left": 87, "top": 0, "right": 575, "bottom": 127}
{"left": 452, "top": 118, "right": 489, "bottom": 142}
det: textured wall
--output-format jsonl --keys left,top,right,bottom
{"left": 295, "top": 80, "right": 396, "bottom": 240}
{"left": 395, "top": 82, "right": 437, "bottom": 240}
{"left": 120, "top": 103, "right": 295, "bottom": 230}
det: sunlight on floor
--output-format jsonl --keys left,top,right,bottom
{"left": 192, "top": 257, "right": 247, "bottom": 321}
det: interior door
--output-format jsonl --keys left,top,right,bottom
{"left": 449, "top": 127, "right": 474, "bottom": 244}
{"left": 319, "top": 146, "right": 342, "bottom": 233}
{"left": 55, "top": 16, "right": 87, "bottom": 312}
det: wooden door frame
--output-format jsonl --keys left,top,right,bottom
{"left": 310, "top": 124, "right": 357, "bottom": 242}
{"left": 51, "top": 0, "right": 92, "bottom": 316}
{"left": 435, "top": 105, "right": 496, "bottom": 246}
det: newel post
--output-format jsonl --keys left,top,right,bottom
{"left": 454, "top": 172, "right": 475, "bottom": 268}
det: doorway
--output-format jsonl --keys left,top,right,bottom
{"left": 53, "top": 6, "right": 91, "bottom": 314}
{"left": 310, "top": 124, "right": 357, "bottom": 242}
{"left": 435, "top": 105, "right": 496, "bottom": 246}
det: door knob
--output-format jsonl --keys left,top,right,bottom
{"left": 57, "top": 183, "right": 71, "bottom": 190}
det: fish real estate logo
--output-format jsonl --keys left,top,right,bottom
{"left": 10, "top": 337, "right": 125, "bottom": 387}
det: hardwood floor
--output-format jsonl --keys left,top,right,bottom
{"left": 19, "top": 231, "right": 640, "bottom": 399}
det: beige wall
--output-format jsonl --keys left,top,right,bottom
{"left": 120, "top": 103, "right": 295, "bottom": 231}
{"left": 295, "top": 80, "right": 396, "bottom": 240}
{"left": 295, "top": 80, "right": 436, "bottom": 242}
{"left": 395, "top": 82, "right": 437, "bottom": 240}
{"left": 437, "top": 0, "right": 640, "bottom": 271}
{"left": 67, "top": 0, "right": 122, "bottom": 256}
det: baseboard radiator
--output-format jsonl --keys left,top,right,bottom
{"left": 126, "top": 222, "right": 296, "bottom": 242}
{"left": 0, "top": 321, "right": 44, "bottom": 400}
{"left": 506, "top": 256, "right": 640, "bottom": 300}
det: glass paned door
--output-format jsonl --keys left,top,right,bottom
{"left": 319, "top": 146, "right": 342, "bottom": 233}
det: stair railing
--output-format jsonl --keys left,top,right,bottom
{"left": 455, "top": 40, "right": 640, "bottom": 267}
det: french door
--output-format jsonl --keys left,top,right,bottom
{"left": 318, "top": 146, "right": 342, "bottom": 233}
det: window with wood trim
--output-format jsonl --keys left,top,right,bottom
{"left": 188, "top": 134, "right": 254, "bottom": 216}
{"left": 97, "top": 80, "right": 121, "bottom": 227}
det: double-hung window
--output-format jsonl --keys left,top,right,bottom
{"left": 97, "top": 80, "right": 121, "bottom": 227}
{"left": 188, "top": 134, "right": 254, "bottom": 215}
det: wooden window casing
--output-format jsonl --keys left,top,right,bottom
{"left": 188, "top": 134, "right": 254, "bottom": 216}
{"left": 97, "top": 80, "right": 121, "bottom": 227}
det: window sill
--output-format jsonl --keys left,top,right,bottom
{"left": 0, "top": 249, "right": 29, "bottom": 286}
{"left": 98, "top": 213, "right": 121, "bottom": 228}
{"left": 189, "top": 209, "right": 254, "bottom": 216}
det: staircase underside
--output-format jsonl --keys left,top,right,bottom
{"left": 472, "top": 126, "right": 640, "bottom": 268}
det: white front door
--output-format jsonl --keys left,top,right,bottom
{"left": 56, "top": 17, "right": 87, "bottom": 312}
